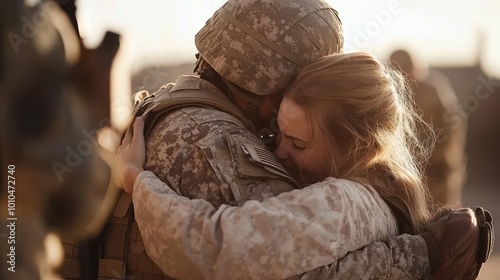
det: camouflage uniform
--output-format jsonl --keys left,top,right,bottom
{"left": 57, "top": 0, "right": 432, "bottom": 278}
{"left": 133, "top": 170, "right": 431, "bottom": 280}
{"left": 59, "top": 76, "right": 431, "bottom": 280}
{"left": 129, "top": 75, "right": 431, "bottom": 279}
{"left": 143, "top": 76, "right": 295, "bottom": 207}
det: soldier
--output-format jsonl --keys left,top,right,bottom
{"left": 66, "top": 0, "right": 492, "bottom": 280}
{"left": 118, "top": 53, "right": 492, "bottom": 280}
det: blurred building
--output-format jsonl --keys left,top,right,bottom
{"left": 434, "top": 64, "right": 500, "bottom": 187}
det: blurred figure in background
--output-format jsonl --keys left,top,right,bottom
{"left": 390, "top": 49, "right": 468, "bottom": 209}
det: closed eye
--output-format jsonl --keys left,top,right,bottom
{"left": 293, "top": 142, "right": 307, "bottom": 150}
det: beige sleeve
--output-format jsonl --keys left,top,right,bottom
{"left": 132, "top": 171, "right": 408, "bottom": 280}
{"left": 289, "top": 234, "right": 430, "bottom": 280}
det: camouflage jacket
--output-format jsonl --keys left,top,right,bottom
{"left": 134, "top": 171, "right": 431, "bottom": 279}
{"left": 131, "top": 75, "right": 431, "bottom": 279}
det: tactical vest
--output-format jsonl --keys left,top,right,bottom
{"left": 134, "top": 86, "right": 257, "bottom": 137}
{"left": 60, "top": 82, "right": 298, "bottom": 279}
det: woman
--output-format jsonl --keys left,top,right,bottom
{"left": 273, "top": 52, "right": 432, "bottom": 233}
{"left": 116, "top": 53, "right": 466, "bottom": 279}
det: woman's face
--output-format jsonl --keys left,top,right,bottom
{"left": 274, "top": 97, "right": 326, "bottom": 185}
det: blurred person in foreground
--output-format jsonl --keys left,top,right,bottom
{"left": 0, "top": 0, "right": 123, "bottom": 279}
{"left": 390, "top": 49, "right": 468, "bottom": 209}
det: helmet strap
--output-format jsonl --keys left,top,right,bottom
{"left": 224, "top": 80, "right": 263, "bottom": 124}
{"left": 194, "top": 53, "right": 208, "bottom": 74}
{"left": 197, "top": 63, "right": 264, "bottom": 127}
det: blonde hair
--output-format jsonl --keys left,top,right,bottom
{"left": 286, "top": 52, "right": 434, "bottom": 232}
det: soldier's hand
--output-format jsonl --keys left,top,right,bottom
{"left": 113, "top": 117, "right": 146, "bottom": 194}
{"left": 419, "top": 207, "right": 480, "bottom": 280}
{"left": 463, "top": 207, "right": 495, "bottom": 279}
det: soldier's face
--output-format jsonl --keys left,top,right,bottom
{"left": 256, "top": 94, "right": 278, "bottom": 127}
{"left": 274, "top": 97, "right": 325, "bottom": 185}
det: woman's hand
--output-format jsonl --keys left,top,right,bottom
{"left": 113, "top": 117, "right": 146, "bottom": 194}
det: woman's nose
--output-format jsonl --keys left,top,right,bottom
{"left": 273, "top": 133, "right": 288, "bottom": 160}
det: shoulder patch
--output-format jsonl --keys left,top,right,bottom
{"left": 227, "top": 134, "right": 299, "bottom": 190}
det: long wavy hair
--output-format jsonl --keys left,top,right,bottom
{"left": 285, "top": 52, "right": 435, "bottom": 232}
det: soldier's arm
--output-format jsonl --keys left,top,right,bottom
{"left": 132, "top": 171, "right": 422, "bottom": 280}
{"left": 288, "top": 234, "right": 430, "bottom": 280}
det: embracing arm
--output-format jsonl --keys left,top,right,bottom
{"left": 132, "top": 171, "right": 432, "bottom": 280}
{"left": 288, "top": 234, "right": 430, "bottom": 280}
{"left": 117, "top": 118, "right": 428, "bottom": 279}
{"left": 118, "top": 118, "right": 481, "bottom": 280}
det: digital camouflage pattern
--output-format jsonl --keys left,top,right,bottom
{"left": 195, "top": 0, "right": 343, "bottom": 95}
{"left": 58, "top": 0, "right": 428, "bottom": 276}
{"left": 133, "top": 170, "right": 430, "bottom": 280}
{"left": 144, "top": 75, "right": 295, "bottom": 207}
{"left": 60, "top": 75, "right": 297, "bottom": 280}
{"left": 56, "top": 74, "right": 433, "bottom": 279}
{"left": 131, "top": 75, "right": 432, "bottom": 279}
{"left": 291, "top": 234, "right": 430, "bottom": 280}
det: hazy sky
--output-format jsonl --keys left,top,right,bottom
{"left": 76, "top": 0, "right": 500, "bottom": 77}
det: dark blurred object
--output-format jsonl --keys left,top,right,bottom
{"left": 474, "top": 207, "right": 494, "bottom": 274}
{"left": 463, "top": 207, "right": 495, "bottom": 279}
{"left": 390, "top": 49, "right": 468, "bottom": 209}
{"left": 0, "top": 0, "right": 122, "bottom": 279}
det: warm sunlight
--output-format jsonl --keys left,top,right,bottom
{"left": 76, "top": 0, "right": 499, "bottom": 75}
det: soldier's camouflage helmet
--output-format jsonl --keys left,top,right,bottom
{"left": 195, "top": 0, "right": 343, "bottom": 95}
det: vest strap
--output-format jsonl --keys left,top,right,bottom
{"left": 98, "top": 192, "right": 133, "bottom": 279}
{"left": 136, "top": 88, "right": 257, "bottom": 137}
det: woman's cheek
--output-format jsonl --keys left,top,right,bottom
{"left": 301, "top": 153, "right": 325, "bottom": 181}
